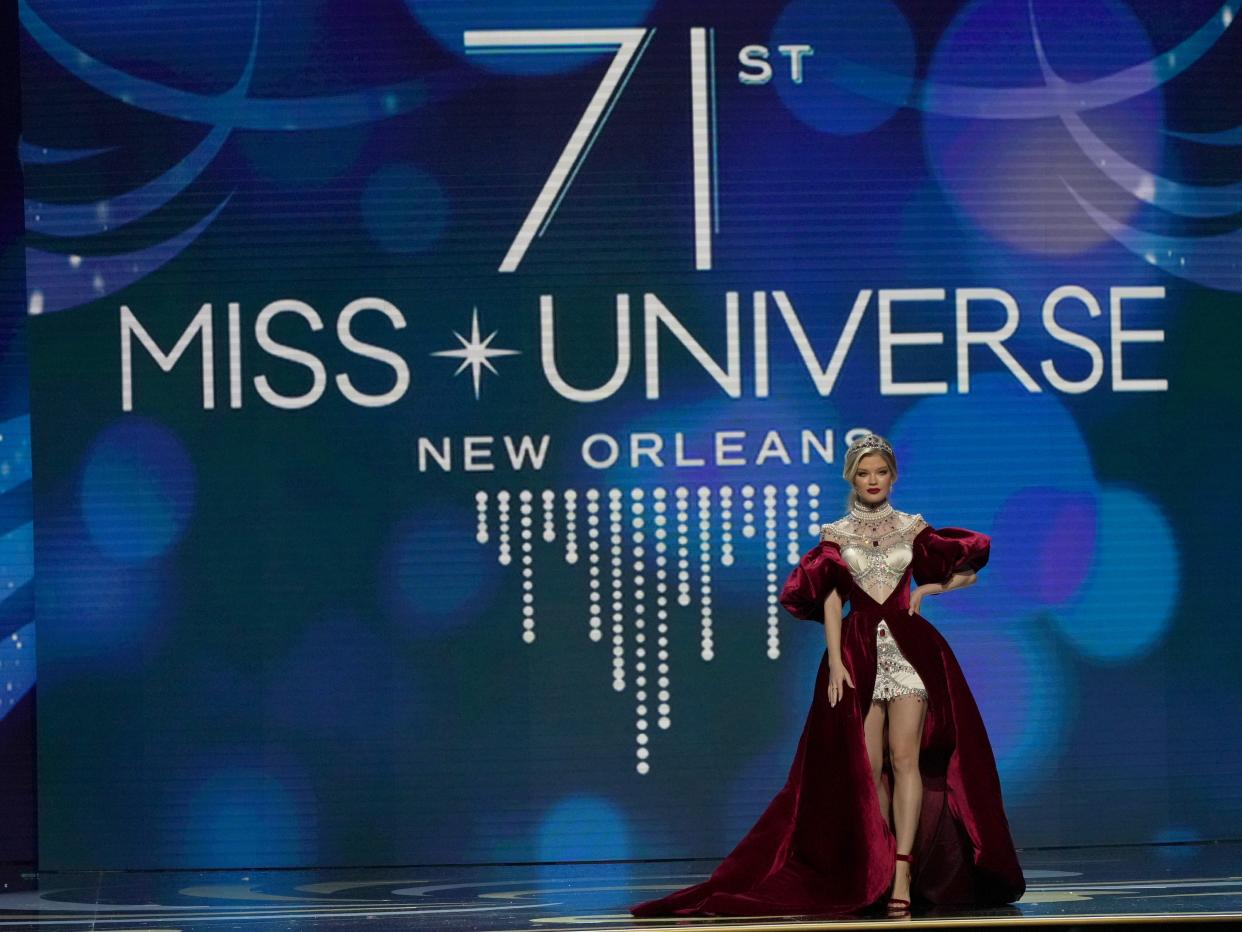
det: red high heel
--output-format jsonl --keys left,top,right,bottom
{"left": 887, "top": 852, "right": 914, "bottom": 914}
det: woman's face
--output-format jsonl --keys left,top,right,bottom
{"left": 851, "top": 452, "right": 895, "bottom": 506}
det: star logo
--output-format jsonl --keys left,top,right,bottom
{"left": 430, "top": 307, "right": 521, "bottom": 399}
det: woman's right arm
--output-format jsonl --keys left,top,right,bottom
{"left": 823, "top": 588, "right": 854, "bottom": 706}
{"left": 824, "top": 588, "right": 843, "bottom": 660}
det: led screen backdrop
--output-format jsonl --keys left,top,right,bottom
{"left": 19, "top": 0, "right": 1242, "bottom": 869}
{"left": 0, "top": 0, "right": 35, "bottom": 867}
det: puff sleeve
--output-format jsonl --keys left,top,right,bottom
{"left": 912, "top": 525, "right": 990, "bottom": 587}
{"left": 779, "top": 541, "right": 853, "bottom": 623}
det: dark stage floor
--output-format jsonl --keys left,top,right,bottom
{"left": 1, "top": 841, "right": 1239, "bottom": 931}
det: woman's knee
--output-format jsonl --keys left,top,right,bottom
{"left": 887, "top": 742, "right": 920, "bottom": 775}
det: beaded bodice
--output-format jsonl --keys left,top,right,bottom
{"left": 820, "top": 506, "right": 928, "bottom": 605}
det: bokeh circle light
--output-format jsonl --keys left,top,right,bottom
{"left": 888, "top": 373, "right": 1097, "bottom": 618}
{"left": 889, "top": 374, "right": 1097, "bottom": 529}
{"left": 181, "top": 755, "right": 318, "bottom": 867}
{"left": 379, "top": 507, "right": 501, "bottom": 638}
{"left": 923, "top": 0, "right": 1163, "bottom": 255}
{"left": 771, "top": 0, "right": 915, "bottom": 135}
{"left": 1049, "top": 485, "right": 1179, "bottom": 663}
{"left": 81, "top": 418, "right": 196, "bottom": 562}
{"left": 538, "top": 794, "right": 631, "bottom": 861}
{"left": 989, "top": 487, "right": 1097, "bottom": 608}
{"left": 945, "top": 613, "right": 1071, "bottom": 798}
{"left": 361, "top": 162, "right": 449, "bottom": 255}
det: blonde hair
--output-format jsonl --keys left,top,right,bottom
{"left": 841, "top": 435, "right": 898, "bottom": 511}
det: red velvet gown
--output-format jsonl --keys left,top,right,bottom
{"left": 631, "top": 523, "right": 1025, "bottom": 917}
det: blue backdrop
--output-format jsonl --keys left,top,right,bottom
{"left": 0, "top": 0, "right": 35, "bottom": 868}
{"left": 13, "top": 0, "right": 1242, "bottom": 869}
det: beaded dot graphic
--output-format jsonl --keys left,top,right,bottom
{"left": 496, "top": 490, "right": 511, "bottom": 566}
{"left": 653, "top": 488, "right": 672, "bottom": 731}
{"left": 785, "top": 483, "right": 802, "bottom": 567}
{"left": 475, "top": 490, "right": 489, "bottom": 544}
{"left": 631, "top": 488, "right": 650, "bottom": 770}
{"left": 476, "top": 484, "right": 836, "bottom": 770}
{"left": 586, "top": 489, "right": 603, "bottom": 642}
{"left": 720, "top": 485, "right": 735, "bottom": 567}
{"left": 697, "top": 486, "right": 715, "bottom": 662}
{"left": 742, "top": 484, "right": 757, "bottom": 538}
{"left": 675, "top": 489, "right": 692, "bottom": 607}
{"left": 609, "top": 490, "right": 626, "bottom": 692}
{"left": 563, "top": 489, "right": 578, "bottom": 564}
{"left": 763, "top": 485, "right": 780, "bottom": 660}
{"left": 542, "top": 489, "right": 557, "bottom": 543}
{"left": 519, "top": 489, "right": 535, "bottom": 643}
{"left": 806, "top": 482, "right": 822, "bottom": 534}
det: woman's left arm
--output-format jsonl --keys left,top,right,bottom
{"left": 908, "top": 570, "right": 976, "bottom": 615}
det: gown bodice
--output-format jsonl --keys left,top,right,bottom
{"left": 820, "top": 509, "right": 928, "bottom": 606}
{"left": 776, "top": 510, "right": 991, "bottom": 623}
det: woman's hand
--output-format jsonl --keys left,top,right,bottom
{"left": 908, "top": 584, "right": 940, "bottom": 615}
{"left": 827, "top": 660, "right": 854, "bottom": 708}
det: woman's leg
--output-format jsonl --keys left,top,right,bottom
{"left": 863, "top": 700, "right": 890, "bottom": 829}
{"left": 887, "top": 694, "right": 927, "bottom": 903}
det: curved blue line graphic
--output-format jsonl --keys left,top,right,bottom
{"left": 26, "top": 123, "right": 233, "bottom": 237}
{"left": 1168, "top": 124, "right": 1242, "bottom": 146}
{"left": 1027, "top": 6, "right": 1242, "bottom": 221}
{"left": 1061, "top": 113, "right": 1242, "bottom": 219}
{"left": 19, "top": 0, "right": 428, "bottom": 130}
{"left": 0, "top": 622, "right": 35, "bottom": 723}
{"left": 1067, "top": 183, "right": 1242, "bottom": 293}
{"left": 0, "top": 416, "right": 33, "bottom": 496}
{"left": 822, "top": 2, "right": 1234, "bottom": 118}
{"left": 24, "top": 8, "right": 260, "bottom": 239}
{"left": 0, "top": 524, "right": 34, "bottom": 604}
{"left": 26, "top": 197, "right": 232, "bottom": 315}
{"left": 0, "top": 518, "right": 34, "bottom": 721}
{"left": 18, "top": 140, "right": 113, "bottom": 164}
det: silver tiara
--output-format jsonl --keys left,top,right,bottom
{"left": 847, "top": 434, "right": 893, "bottom": 457}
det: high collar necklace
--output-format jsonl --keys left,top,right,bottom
{"left": 850, "top": 501, "right": 894, "bottom": 521}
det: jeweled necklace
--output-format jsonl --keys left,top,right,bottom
{"left": 850, "top": 501, "right": 893, "bottom": 522}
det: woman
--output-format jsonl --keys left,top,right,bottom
{"left": 631, "top": 434, "right": 1025, "bottom": 917}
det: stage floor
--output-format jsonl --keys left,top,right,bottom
{"left": 1, "top": 841, "right": 1239, "bottom": 930}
